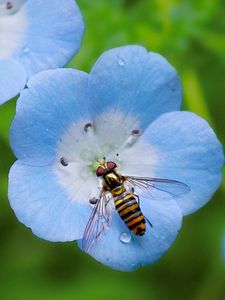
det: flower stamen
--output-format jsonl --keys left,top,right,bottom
{"left": 84, "top": 123, "right": 93, "bottom": 132}
{"left": 132, "top": 129, "right": 141, "bottom": 136}
{"left": 89, "top": 197, "right": 98, "bottom": 205}
{"left": 6, "top": 2, "right": 13, "bottom": 10}
{"left": 60, "top": 157, "right": 68, "bottom": 166}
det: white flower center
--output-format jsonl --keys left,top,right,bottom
{"left": 0, "top": 0, "right": 27, "bottom": 59}
{"left": 54, "top": 111, "right": 159, "bottom": 204}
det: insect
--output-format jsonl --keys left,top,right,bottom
{"left": 82, "top": 160, "right": 190, "bottom": 252}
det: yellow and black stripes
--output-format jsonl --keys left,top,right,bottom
{"left": 113, "top": 189, "right": 146, "bottom": 236}
{"left": 102, "top": 170, "right": 146, "bottom": 236}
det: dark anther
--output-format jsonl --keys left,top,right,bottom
{"left": 89, "top": 197, "right": 98, "bottom": 205}
{"left": 132, "top": 129, "right": 141, "bottom": 136}
{"left": 84, "top": 123, "right": 92, "bottom": 132}
{"left": 60, "top": 157, "right": 68, "bottom": 166}
{"left": 6, "top": 1, "right": 13, "bottom": 9}
{"left": 116, "top": 153, "right": 119, "bottom": 157}
{"left": 103, "top": 156, "right": 106, "bottom": 160}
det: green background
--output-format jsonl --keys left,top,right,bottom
{"left": 0, "top": 0, "right": 225, "bottom": 299}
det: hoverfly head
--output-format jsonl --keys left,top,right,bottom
{"left": 95, "top": 161, "right": 117, "bottom": 177}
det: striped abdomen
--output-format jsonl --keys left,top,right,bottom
{"left": 112, "top": 185, "right": 146, "bottom": 236}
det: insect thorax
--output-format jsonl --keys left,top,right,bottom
{"left": 103, "top": 170, "right": 124, "bottom": 190}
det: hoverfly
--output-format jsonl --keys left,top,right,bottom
{"left": 82, "top": 160, "right": 190, "bottom": 252}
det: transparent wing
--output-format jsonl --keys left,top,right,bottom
{"left": 125, "top": 176, "right": 190, "bottom": 201}
{"left": 82, "top": 189, "right": 113, "bottom": 253}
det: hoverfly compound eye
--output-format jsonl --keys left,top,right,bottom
{"left": 107, "top": 161, "right": 117, "bottom": 171}
{"left": 96, "top": 166, "right": 106, "bottom": 177}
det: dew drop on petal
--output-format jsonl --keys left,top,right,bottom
{"left": 117, "top": 57, "right": 125, "bottom": 66}
{"left": 120, "top": 232, "right": 131, "bottom": 244}
{"left": 23, "top": 46, "right": 30, "bottom": 54}
{"left": 126, "top": 135, "right": 138, "bottom": 146}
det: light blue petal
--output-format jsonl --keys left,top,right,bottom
{"left": 8, "top": 161, "right": 91, "bottom": 241}
{"left": 78, "top": 199, "right": 182, "bottom": 271}
{"left": 88, "top": 45, "right": 182, "bottom": 131}
{"left": 141, "top": 111, "right": 224, "bottom": 215}
{"left": 12, "top": 0, "right": 84, "bottom": 77}
{"left": 0, "top": 59, "right": 26, "bottom": 104}
{"left": 10, "top": 68, "right": 89, "bottom": 165}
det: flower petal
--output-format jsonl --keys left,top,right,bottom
{"left": 11, "top": 0, "right": 84, "bottom": 77}
{"left": 88, "top": 45, "right": 182, "bottom": 131}
{"left": 8, "top": 161, "right": 91, "bottom": 241}
{"left": 141, "top": 111, "right": 224, "bottom": 215}
{"left": 10, "top": 68, "right": 89, "bottom": 165}
{"left": 0, "top": 59, "right": 27, "bottom": 104}
{"left": 78, "top": 198, "right": 182, "bottom": 271}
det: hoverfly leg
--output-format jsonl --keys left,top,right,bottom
{"left": 145, "top": 216, "right": 153, "bottom": 228}
{"left": 130, "top": 192, "right": 139, "bottom": 204}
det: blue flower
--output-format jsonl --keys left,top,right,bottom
{"left": 8, "top": 46, "right": 224, "bottom": 271}
{"left": 0, "top": 0, "right": 84, "bottom": 105}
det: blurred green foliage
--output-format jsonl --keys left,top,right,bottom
{"left": 0, "top": 0, "right": 225, "bottom": 299}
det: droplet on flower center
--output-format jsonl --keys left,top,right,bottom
{"left": 84, "top": 123, "right": 93, "bottom": 132}
{"left": 120, "top": 232, "right": 131, "bottom": 244}
{"left": 6, "top": 1, "right": 13, "bottom": 9}
{"left": 60, "top": 157, "right": 68, "bottom": 166}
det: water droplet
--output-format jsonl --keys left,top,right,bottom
{"left": 120, "top": 232, "right": 131, "bottom": 244}
{"left": 23, "top": 46, "right": 30, "bottom": 54}
{"left": 126, "top": 135, "right": 138, "bottom": 146}
{"left": 117, "top": 57, "right": 125, "bottom": 66}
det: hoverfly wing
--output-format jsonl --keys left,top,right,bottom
{"left": 82, "top": 190, "right": 113, "bottom": 253}
{"left": 125, "top": 176, "right": 190, "bottom": 200}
